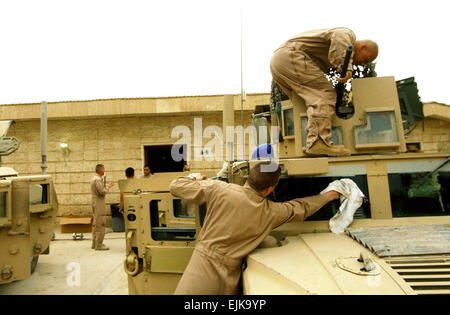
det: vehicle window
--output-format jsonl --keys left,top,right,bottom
{"left": 30, "top": 184, "right": 49, "bottom": 205}
{"left": 0, "top": 192, "right": 7, "bottom": 218}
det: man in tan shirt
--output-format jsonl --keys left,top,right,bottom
{"left": 141, "top": 164, "right": 152, "bottom": 179}
{"left": 90, "top": 164, "right": 114, "bottom": 250}
{"left": 170, "top": 162, "right": 340, "bottom": 294}
{"left": 270, "top": 27, "right": 378, "bottom": 157}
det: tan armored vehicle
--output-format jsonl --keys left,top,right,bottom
{"left": 0, "top": 119, "right": 58, "bottom": 284}
{"left": 120, "top": 75, "right": 450, "bottom": 295}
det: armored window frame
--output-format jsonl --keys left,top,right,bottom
{"left": 0, "top": 183, "right": 12, "bottom": 227}
{"left": 149, "top": 198, "right": 196, "bottom": 242}
{"left": 354, "top": 109, "right": 400, "bottom": 149}
{"left": 281, "top": 106, "right": 295, "bottom": 139}
{"left": 29, "top": 181, "right": 51, "bottom": 214}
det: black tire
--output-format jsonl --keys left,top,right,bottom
{"left": 31, "top": 255, "right": 39, "bottom": 274}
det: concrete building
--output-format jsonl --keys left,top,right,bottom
{"left": 405, "top": 102, "right": 450, "bottom": 153}
{"left": 0, "top": 93, "right": 270, "bottom": 220}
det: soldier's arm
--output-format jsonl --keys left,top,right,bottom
{"left": 328, "top": 27, "right": 356, "bottom": 72}
{"left": 169, "top": 176, "right": 209, "bottom": 204}
{"left": 271, "top": 192, "right": 338, "bottom": 228}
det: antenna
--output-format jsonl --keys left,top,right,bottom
{"left": 240, "top": 9, "right": 245, "bottom": 160}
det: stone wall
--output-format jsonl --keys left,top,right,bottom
{"left": 405, "top": 118, "right": 450, "bottom": 153}
{"left": 2, "top": 112, "right": 254, "bottom": 218}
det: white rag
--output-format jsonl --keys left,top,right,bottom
{"left": 321, "top": 179, "right": 366, "bottom": 234}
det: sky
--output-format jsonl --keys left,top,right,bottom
{"left": 0, "top": 0, "right": 449, "bottom": 105}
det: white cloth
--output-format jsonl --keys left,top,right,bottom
{"left": 321, "top": 179, "right": 365, "bottom": 234}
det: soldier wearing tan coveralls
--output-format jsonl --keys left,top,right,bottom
{"left": 90, "top": 164, "right": 114, "bottom": 250}
{"left": 270, "top": 27, "right": 378, "bottom": 157}
{"left": 170, "top": 163, "right": 340, "bottom": 294}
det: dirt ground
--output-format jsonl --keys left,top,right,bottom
{"left": 0, "top": 232, "right": 128, "bottom": 295}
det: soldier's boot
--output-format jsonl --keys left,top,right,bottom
{"left": 305, "top": 139, "right": 350, "bottom": 157}
{"left": 95, "top": 244, "right": 109, "bottom": 251}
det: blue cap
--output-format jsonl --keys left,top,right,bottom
{"left": 251, "top": 144, "right": 274, "bottom": 160}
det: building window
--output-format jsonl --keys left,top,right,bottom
{"left": 143, "top": 144, "right": 187, "bottom": 173}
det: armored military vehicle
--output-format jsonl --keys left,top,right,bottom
{"left": 0, "top": 120, "right": 58, "bottom": 284}
{"left": 120, "top": 74, "right": 450, "bottom": 295}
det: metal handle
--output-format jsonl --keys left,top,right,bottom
{"left": 358, "top": 252, "right": 375, "bottom": 272}
{"left": 124, "top": 253, "right": 139, "bottom": 276}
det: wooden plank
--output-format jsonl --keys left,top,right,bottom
{"left": 348, "top": 225, "right": 450, "bottom": 234}
{"left": 347, "top": 225, "right": 450, "bottom": 257}
{"left": 378, "top": 245, "right": 450, "bottom": 252}
{"left": 60, "top": 216, "right": 92, "bottom": 225}
{"left": 357, "top": 232, "right": 450, "bottom": 239}
{"left": 358, "top": 234, "right": 450, "bottom": 240}
{"left": 351, "top": 234, "right": 450, "bottom": 241}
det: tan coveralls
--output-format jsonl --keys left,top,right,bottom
{"left": 270, "top": 27, "right": 356, "bottom": 148}
{"left": 170, "top": 177, "right": 329, "bottom": 295}
{"left": 90, "top": 174, "right": 109, "bottom": 248}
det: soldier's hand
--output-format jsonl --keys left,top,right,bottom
{"left": 337, "top": 70, "right": 352, "bottom": 84}
{"left": 189, "top": 173, "right": 207, "bottom": 181}
{"left": 194, "top": 174, "right": 207, "bottom": 181}
{"left": 106, "top": 181, "right": 114, "bottom": 188}
{"left": 323, "top": 190, "right": 340, "bottom": 201}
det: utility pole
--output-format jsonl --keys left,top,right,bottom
{"left": 41, "top": 101, "right": 47, "bottom": 175}
{"left": 240, "top": 10, "right": 246, "bottom": 160}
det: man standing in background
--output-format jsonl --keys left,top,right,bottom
{"left": 90, "top": 164, "right": 114, "bottom": 250}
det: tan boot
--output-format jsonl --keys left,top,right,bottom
{"left": 305, "top": 139, "right": 350, "bottom": 157}
{"left": 95, "top": 244, "right": 109, "bottom": 251}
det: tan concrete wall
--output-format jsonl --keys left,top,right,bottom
{"left": 1, "top": 113, "right": 254, "bottom": 218}
{"left": 406, "top": 118, "right": 450, "bottom": 153}
{"left": 423, "top": 102, "right": 450, "bottom": 122}
{"left": 0, "top": 94, "right": 270, "bottom": 220}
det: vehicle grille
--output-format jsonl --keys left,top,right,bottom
{"left": 385, "top": 255, "right": 450, "bottom": 295}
